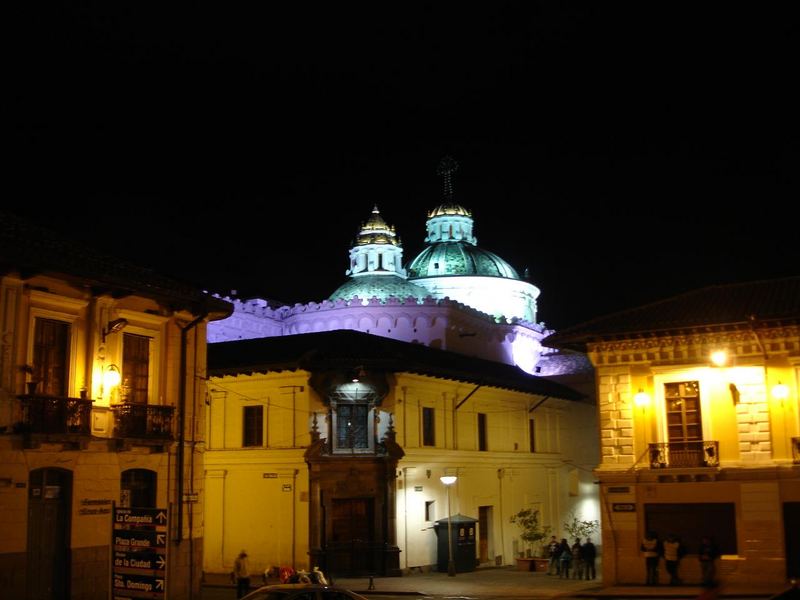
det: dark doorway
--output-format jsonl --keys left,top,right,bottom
{"left": 784, "top": 502, "right": 800, "bottom": 580}
{"left": 645, "top": 502, "right": 736, "bottom": 555}
{"left": 327, "top": 498, "right": 374, "bottom": 576}
{"left": 27, "top": 468, "right": 72, "bottom": 600}
{"left": 478, "top": 506, "right": 491, "bottom": 563}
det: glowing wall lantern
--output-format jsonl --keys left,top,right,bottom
{"left": 772, "top": 382, "right": 789, "bottom": 401}
{"left": 634, "top": 389, "right": 651, "bottom": 409}
{"left": 710, "top": 350, "right": 728, "bottom": 367}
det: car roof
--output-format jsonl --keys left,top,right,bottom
{"left": 246, "top": 584, "right": 367, "bottom": 597}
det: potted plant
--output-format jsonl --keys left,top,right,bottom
{"left": 510, "top": 508, "right": 551, "bottom": 570}
{"left": 562, "top": 512, "right": 599, "bottom": 543}
{"left": 19, "top": 364, "right": 39, "bottom": 395}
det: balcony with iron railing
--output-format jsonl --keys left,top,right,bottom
{"left": 648, "top": 440, "right": 720, "bottom": 468}
{"left": 111, "top": 403, "right": 174, "bottom": 440}
{"left": 16, "top": 394, "right": 93, "bottom": 446}
{"left": 9, "top": 393, "right": 175, "bottom": 451}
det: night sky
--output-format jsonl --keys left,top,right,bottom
{"left": 9, "top": 3, "right": 798, "bottom": 330}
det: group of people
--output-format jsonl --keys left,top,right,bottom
{"left": 641, "top": 531, "right": 720, "bottom": 587}
{"left": 545, "top": 535, "right": 597, "bottom": 580}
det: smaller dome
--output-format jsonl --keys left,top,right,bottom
{"left": 355, "top": 206, "right": 399, "bottom": 247}
{"left": 407, "top": 243, "right": 520, "bottom": 279}
{"left": 329, "top": 275, "right": 430, "bottom": 303}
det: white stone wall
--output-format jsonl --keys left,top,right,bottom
{"left": 207, "top": 296, "right": 548, "bottom": 373}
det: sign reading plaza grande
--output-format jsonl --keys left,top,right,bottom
{"left": 112, "top": 506, "right": 168, "bottom": 600}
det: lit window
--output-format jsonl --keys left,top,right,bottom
{"left": 336, "top": 404, "right": 369, "bottom": 449}
{"left": 122, "top": 333, "right": 150, "bottom": 404}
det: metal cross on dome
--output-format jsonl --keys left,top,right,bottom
{"left": 436, "top": 156, "right": 459, "bottom": 202}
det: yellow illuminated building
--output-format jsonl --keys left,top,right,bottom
{"left": 0, "top": 212, "right": 232, "bottom": 599}
{"left": 203, "top": 330, "right": 599, "bottom": 578}
{"left": 545, "top": 277, "right": 800, "bottom": 587}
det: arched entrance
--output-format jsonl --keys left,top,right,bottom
{"left": 27, "top": 468, "right": 72, "bottom": 600}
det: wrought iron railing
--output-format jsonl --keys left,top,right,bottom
{"left": 792, "top": 437, "right": 800, "bottom": 464}
{"left": 111, "top": 403, "right": 174, "bottom": 439}
{"left": 648, "top": 440, "right": 719, "bottom": 468}
{"left": 18, "top": 394, "right": 93, "bottom": 435}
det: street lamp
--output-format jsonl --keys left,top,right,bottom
{"left": 440, "top": 475, "right": 458, "bottom": 577}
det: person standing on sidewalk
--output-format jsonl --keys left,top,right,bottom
{"left": 546, "top": 535, "right": 561, "bottom": 576}
{"left": 233, "top": 550, "right": 251, "bottom": 599}
{"left": 582, "top": 537, "right": 597, "bottom": 580}
{"left": 663, "top": 533, "right": 684, "bottom": 585}
{"left": 641, "top": 530, "right": 661, "bottom": 585}
{"left": 558, "top": 538, "right": 572, "bottom": 579}
{"left": 698, "top": 535, "right": 719, "bottom": 587}
{"left": 570, "top": 538, "right": 584, "bottom": 580}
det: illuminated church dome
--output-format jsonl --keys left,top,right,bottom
{"left": 329, "top": 274, "right": 429, "bottom": 303}
{"left": 329, "top": 206, "right": 430, "bottom": 303}
{"left": 209, "top": 162, "right": 551, "bottom": 375}
{"left": 407, "top": 242, "right": 520, "bottom": 279}
{"left": 406, "top": 157, "right": 540, "bottom": 323}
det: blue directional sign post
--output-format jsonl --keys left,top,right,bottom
{"left": 112, "top": 506, "right": 168, "bottom": 600}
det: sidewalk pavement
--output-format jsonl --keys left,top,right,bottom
{"left": 203, "top": 566, "right": 794, "bottom": 598}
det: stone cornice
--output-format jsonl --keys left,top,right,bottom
{"left": 215, "top": 294, "right": 547, "bottom": 333}
{"left": 589, "top": 325, "right": 800, "bottom": 354}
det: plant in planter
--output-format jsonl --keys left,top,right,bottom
{"left": 562, "top": 512, "right": 599, "bottom": 543}
{"left": 510, "top": 508, "right": 551, "bottom": 558}
{"left": 18, "top": 364, "right": 39, "bottom": 394}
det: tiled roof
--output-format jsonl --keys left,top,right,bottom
{"left": 208, "top": 329, "right": 584, "bottom": 401}
{"left": 544, "top": 276, "right": 800, "bottom": 351}
{"left": 407, "top": 242, "right": 520, "bottom": 280}
{"left": 329, "top": 274, "right": 430, "bottom": 303}
{"left": 1, "top": 211, "right": 232, "bottom": 318}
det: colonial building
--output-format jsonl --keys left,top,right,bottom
{"left": 203, "top": 159, "right": 599, "bottom": 579}
{"left": 204, "top": 329, "right": 597, "bottom": 577}
{"left": 0, "top": 212, "right": 232, "bottom": 599}
{"left": 544, "top": 277, "right": 800, "bottom": 586}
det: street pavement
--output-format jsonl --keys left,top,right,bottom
{"left": 202, "top": 565, "right": 794, "bottom": 599}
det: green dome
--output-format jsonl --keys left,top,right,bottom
{"left": 329, "top": 274, "right": 430, "bottom": 303}
{"left": 407, "top": 242, "right": 520, "bottom": 279}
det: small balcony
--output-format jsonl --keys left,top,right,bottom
{"left": 648, "top": 440, "right": 719, "bottom": 468}
{"left": 792, "top": 437, "right": 800, "bottom": 464}
{"left": 16, "top": 394, "right": 93, "bottom": 445}
{"left": 111, "top": 403, "right": 174, "bottom": 440}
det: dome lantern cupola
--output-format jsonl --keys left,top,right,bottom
{"left": 424, "top": 156, "right": 477, "bottom": 245}
{"left": 347, "top": 205, "right": 405, "bottom": 278}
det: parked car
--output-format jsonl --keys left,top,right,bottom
{"left": 243, "top": 583, "right": 370, "bottom": 600}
